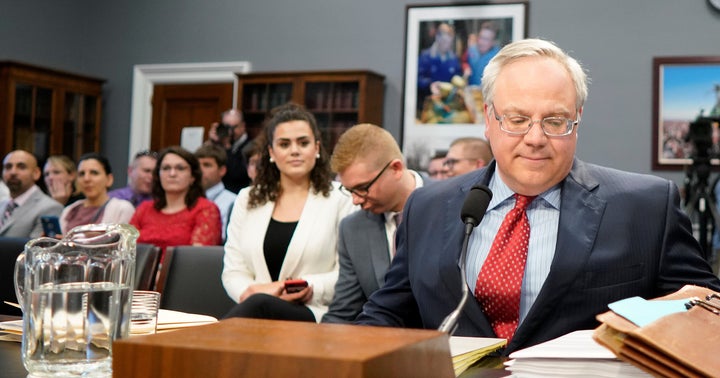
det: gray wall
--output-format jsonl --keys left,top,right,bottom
{"left": 1, "top": 0, "right": 719, "bottom": 186}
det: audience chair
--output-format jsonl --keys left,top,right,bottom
{"left": 155, "top": 245, "right": 236, "bottom": 319}
{"left": 135, "top": 243, "right": 161, "bottom": 291}
{"left": 0, "top": 236, "right": 30, "bottom": 316}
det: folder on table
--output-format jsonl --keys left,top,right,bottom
{"left": 593, "top": 285, "right": 720, "bottom": 378}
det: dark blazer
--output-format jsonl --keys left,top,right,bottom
{"left": 321, "top": 211, "right": 391, "bottom": 324}
{"left": 356, "top": 159, "right": 720, "bottom": 354}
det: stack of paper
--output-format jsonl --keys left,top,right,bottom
{"left": 0, "top": 309, "right": 217, "bottom": 341}
{"left": 449, "top": 336, "right": 506, "bottom": 376}
{"left": 155, "top": 309, "right": 217, "bottom": 332}
{"left": 0, "top": 319, "right": 22, "bottom": 342}
{"left": 505, "top": 330, "right": 648, "bottom": 377}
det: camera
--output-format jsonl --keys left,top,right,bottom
{"left": 216, "top": 122, "right": 234, "bottom": 139}
{"left": 686, "top": 117, "right": 715, "bottom": 159}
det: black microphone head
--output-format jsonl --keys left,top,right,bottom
{"left": 461, "top": 184, "right": 492, "bottom": 227}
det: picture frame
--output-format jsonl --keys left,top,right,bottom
{"left": 400, "top": 1, "right": 528, "bottom": 170}
{"left": 652, "top": 56, "right": 720, "bottom": 170}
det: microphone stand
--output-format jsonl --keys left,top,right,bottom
{"left": 438, "top": 221, "right": 475, "bottom": 334}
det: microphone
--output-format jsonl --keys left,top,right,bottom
{"left": 438, "top": 184, "right": 492, "bottom": 334}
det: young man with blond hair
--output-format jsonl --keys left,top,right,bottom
{"left": 322, "top": 123, "right": 426, "bottom": 323}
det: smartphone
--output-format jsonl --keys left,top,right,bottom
{"left": 41, "top": 215, "right": 62, "bottom": 237}
{"left": 284, "top": 279, "right": 308, "bottom": 294}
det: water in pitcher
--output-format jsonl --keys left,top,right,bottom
{"left": 23, "top": 281, "right": 132, "bottom": 376}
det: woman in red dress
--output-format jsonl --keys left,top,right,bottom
{"left": 130, "top": 146, "right": 222, "bottom": 260}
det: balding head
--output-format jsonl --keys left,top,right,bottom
{"left": 2, "top": 150, "right": 41, "bottom": 197}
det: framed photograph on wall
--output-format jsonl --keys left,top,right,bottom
{"left": 401, "top": 1, "right": 528, "bottom": 170}
{"left": 653, "top": 56, "right": 720, "bottom": 170}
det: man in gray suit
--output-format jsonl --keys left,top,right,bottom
{"left": 322, "top": 124, "right": 426, "bottom": 324}
{"left": 1, "top": 150, "right": 63, "bottom": 238}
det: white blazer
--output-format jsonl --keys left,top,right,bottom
{"left": 222, "top": 181, "right": 356, "bottom": 321}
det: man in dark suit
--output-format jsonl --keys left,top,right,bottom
{"left": 207, "top": 109, "right": 252, "bottom": 194}
{"left": 1, "top": 150, "right": 63, "bottom": 238}
{"left": 321, "top": 124, "right": 426, "bottom": 324}
{"left": 356, "top": 38, "right": 720, "bottom": 354}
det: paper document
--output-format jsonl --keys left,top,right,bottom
{"left": 0, "top": 310, "right": 218, "bottom": 341}
{"left": 506, "top": 330, "right": 648, "bottom": 377}
{"left": 449, "top": 336, "right": 506, "bottom": 376}
{"left": 607, "top": 296, "right": 688, "bottom": 327}
{"left": 156, "top": 309, "right": 217, "bottom": 331}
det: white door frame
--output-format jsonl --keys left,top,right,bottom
{"left": 128, "top": 61, "right": 252, "bottom": 162}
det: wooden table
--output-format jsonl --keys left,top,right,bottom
{"left": 0, "top": 314, "right": 509, "bottom": 378}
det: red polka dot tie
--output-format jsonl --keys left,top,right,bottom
{"left": 475, "top": 194, "right": 535, "bottom": 342}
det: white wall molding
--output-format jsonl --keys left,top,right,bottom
{"left": 128, "top": 61, "right": 251, "bottom": 162}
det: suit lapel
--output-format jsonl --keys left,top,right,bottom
{"left": 0, "top": 191, "right": 42, "bottom": 233}
{"left": 0, "top": 199, "right": 11, "bottom": 233}
{"left": 508, "top": 160, "right": 605, "bottom": 351}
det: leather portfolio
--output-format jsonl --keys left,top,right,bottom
{"left": 112, "top": 317, "right": 454, "bottom": 377}
{"left": 593, "top": 285, "right": 720, "bottom": 378}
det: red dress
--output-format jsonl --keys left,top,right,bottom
{"left": 129, "top": 197, "right": 222, "bottom": 260}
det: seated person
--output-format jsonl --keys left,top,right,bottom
{"left": 195, "top": 144, "right": 237, "bottom": 242}
{"left": 355, "top": 38, "right": 720, "bottom": 355}
{"left": 43, "top": 155, "right": 84, "bottom": 206}
{"left": 443, "top": 137, "right": 493, "bottom": 178}
{"left": 426, "top": 151, "right": 448, "bottom": 180}
{"left": 321, "top": 123, "right": 425, "bottom": 324}
{"left": 242, "top": 136, "right": 264, "bottom": 184}
{"left": 130, "top": 146, "right": 222, "bottom": 261}
{"left": 60, "top": 153, "right": 135, "bottom": 234}
{"left": 109, "top": 150, "right": 157, "bottom": 207}
{"left": 222, "top": 103, "right": 355, "bottom": 323}
{"left": 1, "top": 150, "right": 63, "bottom": 238}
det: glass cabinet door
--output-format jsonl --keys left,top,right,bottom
{"left": 13, "top": 83, "right": 53, "bottom": 161}
{"left": 63, "top": 92, "right": 99, "bottom": 160}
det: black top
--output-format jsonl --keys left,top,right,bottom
{"left": 263, "top": 218, "right": 298, "bottom": 281}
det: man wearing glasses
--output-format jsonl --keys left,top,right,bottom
{"left": 321, "top": 123, "right": 426, "bottom": 324}
{"left": 109, "top": 150, "right": 157, "bottom": 207}
{"left": 443, "top": 137, "right": 493, "bottom": 178}
{"left": 356, "top": 38, "right": 720, "bottom": 354}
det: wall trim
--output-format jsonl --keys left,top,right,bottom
{"left": 128, "top": 61, "right": 252, "bottom": 162}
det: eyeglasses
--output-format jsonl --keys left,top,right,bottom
{"left": 339, "top": 161, "right": 392, "bottom": 198}
{"left": 491, "top": 103, "right": 579, "bottom": 137}
{"left": 159, "top": 164, "right": 190, "bottom": 173}
{"left": 443, "top": 158, "right": 476, "bottom": 168}
{"left": 134, "top": 150, "right": 158, "bottom": 160}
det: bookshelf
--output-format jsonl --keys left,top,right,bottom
{"left": 237, "top": 70, "right": 384, "bottom": 152}
{"left": 0, "top": 61, "right": 104, "bottom": 162}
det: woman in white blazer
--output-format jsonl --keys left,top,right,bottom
{"left": 222, "top": 103, "right": 355, "bottom": 322}
{"left": 60, "top": 153, "right": 135, "bottom": 234}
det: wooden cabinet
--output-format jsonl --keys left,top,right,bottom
{"left": 0, "top": 61, "right": 104, "bottom": 162}
{"left": 236, "top": 70, "right": 384, "bottom": 151}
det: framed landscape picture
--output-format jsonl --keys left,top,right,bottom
{"left": 401, "top": 1, "right": 528, "bottom": 170}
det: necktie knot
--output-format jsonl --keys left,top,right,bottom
{"left": 513, "top": 194, "right": 535, "bottom": 211}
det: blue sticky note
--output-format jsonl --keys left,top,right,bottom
{"left": 608, "top": 296, "right": 688, "bottom": 327}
